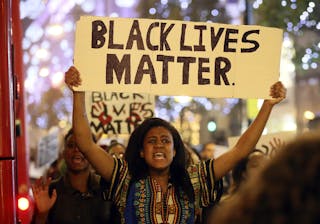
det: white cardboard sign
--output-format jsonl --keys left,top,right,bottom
{"left": 74, "top": 16, "right": 283, "bottom": 99}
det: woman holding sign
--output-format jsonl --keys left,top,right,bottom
{"left": 65, "top": 65, "right": 286, "bottom": 224}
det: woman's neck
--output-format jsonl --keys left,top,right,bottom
{"left": 149, "top": 170, "right": 170, "bottom": 193}
{"left": 67, "top": 170, "right": 90, "bottom": 193}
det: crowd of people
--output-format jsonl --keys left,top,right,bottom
{"left": 30, "top": 64, "right": 320, "bottom": 224}
{"left": 210, "top": 131, "right": 320, "bottom": 224}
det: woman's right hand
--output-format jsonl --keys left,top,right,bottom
{"left": 65, "top": 66, "right": 82, "bottom": 90}
{"left": 64, "top": 66, "right": 115, "bottom": 182}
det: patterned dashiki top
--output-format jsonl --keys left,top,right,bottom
{"left": 106, "top": 158, "right": 219, "bottom": 224}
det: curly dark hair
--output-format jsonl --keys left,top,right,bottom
{"left": 211, "top": 131, "right": 320, "bottom": 224}
{"left": 124, "top": 117, "right": 194, "bottom": 202}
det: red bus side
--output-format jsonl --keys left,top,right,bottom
{"left": 0, "top": 0, "right": 33, "bottom": 223}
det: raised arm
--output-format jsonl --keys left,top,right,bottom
{"left": 214, "top": 81, "right": 286, "bottom": 179}
{"left": 65, "top": 66, "right": 114, "bottom": 181}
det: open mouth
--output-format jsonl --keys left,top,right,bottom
{"left": 153, "top": 152, "right": 165, "bottom": 160}
{"left": 72, "top": 155, "right": 84, "bottom": 164}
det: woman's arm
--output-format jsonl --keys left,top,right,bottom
{"left": 65, "top": 66, "right": 114, "bottom": 181}
{"left": 214, "top": 81, "right": 286, "bottom": 179}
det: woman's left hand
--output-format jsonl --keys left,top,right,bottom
{"left": 266, "top": 81, "right": 287, "bottom": 105}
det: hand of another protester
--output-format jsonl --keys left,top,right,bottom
{"left": 265, "top": 81, "right": 287, "bottom": 106}
{"left": 269, "top": 137, "right": 286, "bottom": 158}
{"left": 32, "top": 176, "right": 57, "bottom": 215}
{"left": 65, "top": 66, "right": 82, "bottom": 91}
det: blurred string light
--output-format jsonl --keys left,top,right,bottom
{"left": 20, "top": 0, "right": 137, "bottom": 130}
{"left": 35, "top": 48, "right": 50, "bottom": 60}
{"left": 174, "top": 96, "right": 192, "bottom": 105}
{"left": 81, "top": 0, "right": 96, "bottom": 12}
{"left": 143, "top": 0, "right": 230, "bottom": 23}
{"left": 280, "top": 35, "right": 295, "bottom": 88}
{"left": 39, "top": 67, "right": 49, "bottom": 77}
{"left": 51, "top": 72, "right": 64, "bottom": 88}
{"left": 46, "top": 24, "right": 64, "bottom": 37}
{"left": 253, "top": 0, "right": 320, "bottom": 73}
{"left": 304, "top": 110, "right": 315, "bottom": 120}
{"left": 157, "top": 95, "right": 239, "bottom": 122}
{"left": 252, "top": 0, "right": 263, "bottom": 9}
{"left": 115, "top": 0, "right": 136, "bottom": 7}
{"left": 149, "top": 8, "right": 157, "bottom": 15}
{"left": 110, "top": 12, "right": 120, "bottom": 17}
{"left": 207, "top": 120, "right": 217, "bottom": 132}
{"left": 58, "top": 120, "right": 68, "bottom": 129}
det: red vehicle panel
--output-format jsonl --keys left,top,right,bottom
{"left": 0, "top": 161, "right": 16, "bottom": 223}
{"left": 1, "top": 0, "right": 33, "bottom": 223}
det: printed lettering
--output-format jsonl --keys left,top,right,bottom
{"left": 91, "top": 20, "right": 107, "bottom": 48}
{"left": 241, "top": 30, "right": 260, "bottom": 52}
{"left": 177, "top": 56, "right": 196, "bottom": 84}
{"left": 126, "top": 20, "right": 145, "bottom": 50}
{"left": 214, "top": 57, "right": 231, "bottom": 85}
{"left": 198, "top": 58, "right": 210, "bottom": 85}
{"left": 108, "top": 20, "right": 124, "bottom": 49}
{"left": 156, "top": 55, "right": 174, "bottom": 84}
{"left": 210, "top": 27, "right": 224, "bottom": 51}
{"left": 180, "top": 24, "right": 192, "bottom": 51}
{"left": 106, "top": 54, "right": 131, "bottom": 84}
{"left": 194, "top": 25, "right": 206, "bottom": 51}
{"left": 160, "top": 23, "right": 174, "bottom": 50}
{"left": 224, "top": 28, "right": 238, "bottom": 52}
{"left": 146, "top": 22, "right": 159, "bottom": 50}
{"left": 134, "top": 55, "right": 157, "bottom": 84}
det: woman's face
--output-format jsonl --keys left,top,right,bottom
{"left": 64, "top": 135, "right": 90, "bottom": 173}
{"left": 141, "top": 126, "right": 176, "bottom": 175}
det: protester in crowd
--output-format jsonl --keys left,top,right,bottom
{"left": 200, "top": 142, "right": 216, "bottom": 160}
{"left": 100, "top": 139, "right": 126, "bottom": 223}
{"left": 220, "top": 136, "right": 286, "bottom": 203}
{"left": 224, "top": 137, "right": 286, "bottom": 200}
{"left": 184, "top": 142, "right": 201, "bottom": 166}
{"left": 65, "top": 65, "right": 286, "bottom": 223}
{"left": 209, "top": 131, "right": 320, "bottom": 224}
{"left": 226, "top": 149, "right": 268, "bottom": 198}
{"left": 31, "top": 129, "right": 112, "bottom": 224}
{"left": 108, "top": 140, "right": 126, "bottom": 159}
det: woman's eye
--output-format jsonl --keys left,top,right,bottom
{"left": 148, "top": 139, "right": 156, "bottom": 144}
{"left": 147, "top": 138, "right": 170, "bottom": 144}
{"left": 162, "top": 139, "right": 169, "bottom": 143}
